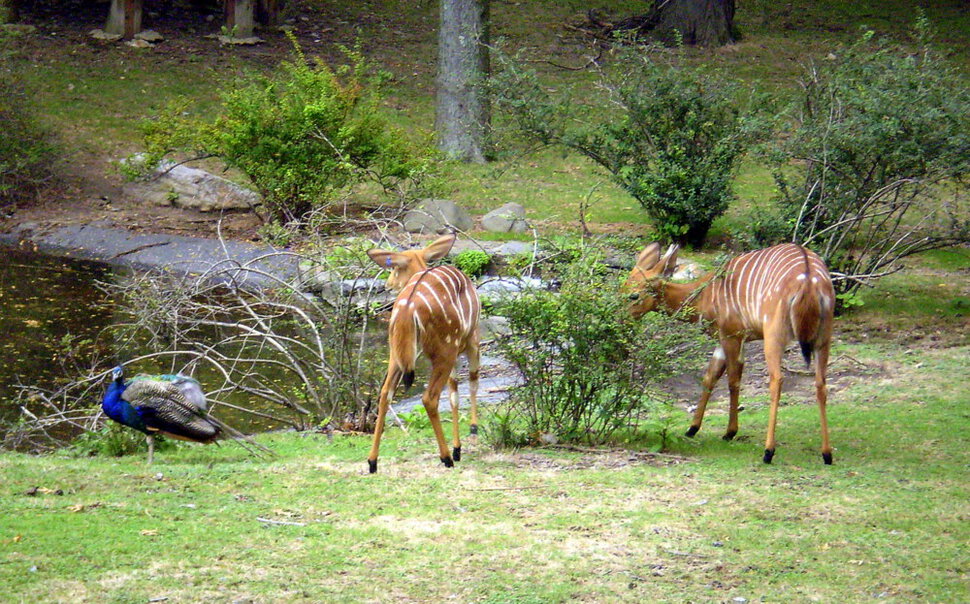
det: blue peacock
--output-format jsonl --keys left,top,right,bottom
{"left": 101, "top": 365, "right": 271, "bottom": 463}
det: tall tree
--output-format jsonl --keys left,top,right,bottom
{"left": 435, "top": 0, "right": 490, "bottom": 163}
{"left": 652, "top": 0, "right": 735, "bottom": 46}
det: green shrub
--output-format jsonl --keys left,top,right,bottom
{"left": 487, "top": 247, "right": 709, "bottom": 447}
{"left": 453, "top": 249, "right": 491, "bottom": 278}
{"left": 768, "top": 18, "right": 970, "bottom": 298}
{"left": 137, "top": 36, "right": 438, "bottom": 225}
{"left": 0, "top": 67, "right": 57, "bottom": 209}
{"left": 493, "top": 43, "right": 767, "bottom": 246}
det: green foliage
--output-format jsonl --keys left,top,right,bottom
{"left": 493, "top": 43, "right": 768, "bottom": 246}
{"left": 488, "top": 247, "right": 709, "bottom": 447}
{"left": 452, "top": 249, "right": 491, "bottom": 278}
{"left": 256, "top": 221, "right": 295, "bottom": 247}
{"left": 768, "top": 19, "right": 970, "bottom": 297}
{"left": 137, "top": 36, "right": 437, "bottom": 224}
{"left": 0, "top": 65, "right": 57, "bottom": 208}
{"left": 70, "top": 423, "right": 172, "bottom": 458}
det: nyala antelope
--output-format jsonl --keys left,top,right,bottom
{"left": 365, "top": 234, "right": 481, "bottom": 474}
{"left": 625, "top": 242, "right": 835, "bottom": 464}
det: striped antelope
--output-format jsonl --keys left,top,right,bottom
{"left": 625, "top": 242, "right": 836, "bottom": 464}
{"left": 365, "top": 234, "right": 481, "bottom": 473}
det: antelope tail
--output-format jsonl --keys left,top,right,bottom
{"left": 390, "top": 310, "right": 418, "bottom": 391}
{"left": 790, "top": 252, "right": 823, "bottom": 367}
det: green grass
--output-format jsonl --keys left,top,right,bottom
{"left": 2, "top": 341, "right": 967, "bottom": 602}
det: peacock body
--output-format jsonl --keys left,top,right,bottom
{"left": 102, "top": 366, "right": 223, "bottom": 463}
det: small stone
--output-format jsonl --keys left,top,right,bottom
{"left": 135, "top": 29, "right": 164, "bottom": 43}
{"left": 89, "top": 28, "right": 122, "bottom": 41}
{"left": 125, "top": 38, "right": 153, "bottom": 49}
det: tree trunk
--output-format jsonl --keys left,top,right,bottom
{"left": 653, "top": 0, "right": 735, "bottom": 47}
{"left": 435, "top": 0, "right": 490, "bottom": 164}
{"left": 104, "top": 0, "right": 143, "bottom": 39}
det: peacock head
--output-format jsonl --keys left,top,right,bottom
{"left": 111, "top": 365, "right": 125, "bottom": 382}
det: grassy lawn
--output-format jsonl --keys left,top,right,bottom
{"left": 2, "top": 340, "right": 967, "bottom": 602}
{"left": 2, "top": 3, "right": 968, "bottom": 602}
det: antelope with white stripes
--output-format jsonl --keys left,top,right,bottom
{"left": 625, "top": 242, "right": 835, "bottom": 464}
{"left": 365, "top": 234, "right": 481, "bottom": 473}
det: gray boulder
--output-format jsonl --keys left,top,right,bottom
{"left": 481, "top": 202, "right": 529, "bottom": 233}
{"left": 121, "top": 156, "right": 260, "bottom": 212}
{"left": 403, "top": 199, "right": 473, "bottom": 234}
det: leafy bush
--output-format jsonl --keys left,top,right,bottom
{"left": 487, "top": 247, "right": 709, "bottom": 447}
{"left": 137, "top": 37, "right": 438, "bottom": 225}
{"left": 493, "top": 43, "right": 766, "bottom": 246}
{"left": 452, "top": 249, "right": 491, "bottom": 277}
{"left": 767, "top": 19, "right": 970, "bottom": 298}
{"left": 0, "top": 64, "right": 57, "bottom": 209}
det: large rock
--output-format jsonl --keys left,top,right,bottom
{"left": 403, "top": 199, "right": 473, "bottom": 234}
{"left": 481, "top": 202, "right": 529, "bottom": 233}
{"left": 121, "top": 157, "right": 260, "bottom": 212}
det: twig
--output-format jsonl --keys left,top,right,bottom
{"left": 465, "top": 485, "right": 546, "bottom": 492}
{"left": 257, "top": 517, "right": 306, "bottom": 527}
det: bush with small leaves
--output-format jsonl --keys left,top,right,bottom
{"left": 487, "top": 245, "right": 710, "bottom": 447}
{"left": 766, "top": 18, "right": 970, "bottom": 299}
{"left": 493, "top": 42, "right": 768, "bottom": 246}
{"left": 453, "top": 249, "right": 491, "bottom": 278}
{"left": 136, "top": 36, "right": 438, "bottom": 226}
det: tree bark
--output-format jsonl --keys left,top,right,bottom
{"left": 653, "top": 0, "right": 735, "bottom": 47}
{"left": 435, "top": 0, "right": 490, "bottom": 164}
{"left": 104, "top": 0, "right": 143, "bottom": 39}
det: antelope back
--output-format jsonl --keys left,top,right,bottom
{"left": 707, "top": 244, "right": 833, "bottom": 333}
{"left": 367, "top": 234, "right": 480, "bottom": 355}
{"left": 392, "top": 265, "right": 480, "bottom": 345}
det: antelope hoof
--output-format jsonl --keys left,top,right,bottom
{"left": 822, "top": 451, "right": 833, "bottom": 465}
{"left": 685, "top": 425, "right": 700, "bottom": 437}
{"left": 368, "top": 459, "right": 378, "bottom": 474}
{"left": 470, "top": 424, "right": 478, "bottom": 436}
{"left": 453, "top": 446, "right": 461, "bottom": 462}
{"left": 441, "top": 456, "right": 454, "bottom": 468}
{"left": 763, "top": 448, "right": 775, "bottom": 464}
{"left": 722, "top": 430, "right": 737, "bottom": 441}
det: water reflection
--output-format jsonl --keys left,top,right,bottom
{"left": 0, "top": 248, "right": 115, "bottom": 423}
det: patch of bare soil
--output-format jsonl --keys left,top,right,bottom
{"left": 485, "top": 448, "right": 690, "bottom": 471}
{"left": 663, "top": 340, "right": 886, "bottom": 419}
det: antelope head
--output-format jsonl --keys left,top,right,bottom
{"left": 367, "top": 234, "right": 457, "bottom": 292}
{"left": 623, "top": 242, "right": 680, "bottom": 318}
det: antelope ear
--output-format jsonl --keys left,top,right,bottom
{"left": 634, "top": 242, "right": 662, "bottom": 270}
{"left": 422, "top": 233, "right": 457, "bottom": 262}
{"left": 659, "top": 244, "right": 680, "bottom": 277}
{"left": 366, "top": 249, "right": 410, "bottom": 270}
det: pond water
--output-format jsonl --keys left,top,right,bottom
{"left": 0, "top": 247, "right": 513, "bottom": 449}
{"left": 0, "top": 249, "right": 116, "bottom": 424}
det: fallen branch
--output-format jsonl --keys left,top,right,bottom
{"left": 257, "top": 517, "right": 306, "bottom": 527}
